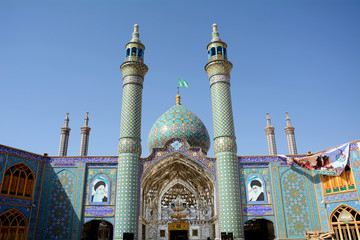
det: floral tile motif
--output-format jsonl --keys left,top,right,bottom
{"left": 281, "top": 169, "right": 313, "bottom": 237}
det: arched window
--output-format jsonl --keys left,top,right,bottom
{"left": 331, "top": 205, "right": 360, "bottom": 239}
{"left": 137, "top": 48, "right": 143, "bottom": 58}
{"left": 0, "top": 209, "right": 27, "bottom": 240}
{"left": 126, "top": 48, "right": 130, "bottom": 57}
{"left": 1, "top": 163, "right": 35, "bottom": 198}
{"left": 322, "top": 165, "right": 355, "bottom": 194}
{"left": 217, "top": 46, "right": 223, "bottom": 55}
{"left": 131, "top": 47, "right": 137, "bottom": 56}
{"left": 210, "top": 47, "right": 215, "bottom": 57}
{"left": 223, "top": 48, "right": 227, "bottom": 57}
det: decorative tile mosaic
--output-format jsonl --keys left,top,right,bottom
{"left": 205, "top": 60, "right": 232, "bottom": 78}
{"left": 350, "top": 148, "right": 360, "bottom": 198}
{"left": 49, "top": 156, "right": 118, "bottom": 163}
{"left": 325, "top": 192, "right": 358, "bottom": 203}
{"left": 280, "top": 168, "right": 313, "bottom": 237}
{"left": 148, "top": 104, "right": 210, "bottom": 154}
{"left": 28, "top": 162, "right": 45, "bottom": 240}
{"left": 271, "top": 167, "right": 285, "bottom": 238}
{"left": 120, "top": 61, "right": 148, "bottom": 78}
{"left": 216, "top": 152, "right": 242, "bottom": 237}
{"left": 242, "top": 205, "right": 273, "bottom": 216}
{"left": 84, "top": 205, "right": 115, "bottom": 217}
{"left": 0, "top": 196, "right": 31, "bottom": 206}
{"left": 0, "top": 153, "right": 5, "bottom": 182}
{"left": 44, "top": 170, "right": 76, "bottom": 239}
{"left": 119, "top": 83, "right": 143, "bottom": 141}
{"left": 214, "top": 136, "right": 237, "bottom": 155}
{"left": 0, "top": 145, "right": 47, "bottom": 162}
{"left": 141, "top": 138, "right": 216, "bottom": 177}
{"left": 36, "top": 165, "right": 52, "bottom": 239}
{"left": 210, "top": 81, "right": 235, "bottom": 140}
{"left": 118, "top": 137, "right": 141, "bottom": 155}
{"left": 313, "top": 174, "right": 329, "bottom": 231}
{"left": 115, "top": 153, "right": 139, "bottom": 239}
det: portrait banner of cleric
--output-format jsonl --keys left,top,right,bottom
{"left": 247, "top": 175, "right": 265, "bottom": 202}
{"left": 90, "top": 176, "right": 109, "bottom": 203}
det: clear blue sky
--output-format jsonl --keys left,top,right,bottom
{"left": 1, "top": 0, "right": 359, "bottom": 158}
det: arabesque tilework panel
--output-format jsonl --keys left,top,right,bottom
{"left": 280, "top": 168, "right": 314, "bottom": 238}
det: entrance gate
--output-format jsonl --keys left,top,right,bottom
{"left": 81, "top": 220, "right": 113, "bottom": 240}
{"left": 244, "top": 218, "right": 275, "bottom": 240}
{"left": 169, "top": 223, "right": 188, "bottom": 240}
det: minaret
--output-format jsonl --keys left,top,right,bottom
{"left": 265, "top": 112, "right": 277, "bottom": 155}
{"left": 58, "top": 113, "right": 71, "bottom": 156}
{"left": 205, "top": 24, "right": 242, "bottom": 238}
{"left": 285, "top": 112, "right": 297, "bottom": 155}
{"left": 115, "top": 24, "right": 148, "bottom": 239}
{"left": 79, "top": 112, "right": 91, "bottom": 156}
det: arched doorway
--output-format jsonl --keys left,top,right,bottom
{"left": 81, "top": 220, "right": 113, "bottom": 240}
{"left": 140, "top": 153, "right": 216, "bottom": 240}
{"left": 0, "top": 209, "right": 27, "bottom": 240}
{"left": 331, "top": 205, "right": 360, "bottom": 240}
{"left": 244, "top": 218, "right": 275, "bottom": 240}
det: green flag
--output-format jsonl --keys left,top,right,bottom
{"left": 178, "top": 78, "right": 189, "bottom": 88}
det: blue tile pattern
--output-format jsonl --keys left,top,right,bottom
{"left": 115, "top": 153, "right": 139, "bottom": 239}
{"left": 216, "top": 152, "right": 242, "bottom": 237}
{"left": 44, "top": 170, "right": 75, "bottom": 239}
{"left": 280, "top": 168, "right": 314, "bottom": 237}
{"left": 148, "top": 104, "right": 210, "bottom": 154}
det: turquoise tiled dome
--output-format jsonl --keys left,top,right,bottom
{"left": 148, "top": 104, "right": 210, "bottom": 154}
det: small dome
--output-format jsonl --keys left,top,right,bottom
{"left": 148, "top": 104, "right": 210, "bottom": 154}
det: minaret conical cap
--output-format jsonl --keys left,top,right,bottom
{"left": 83, "top": 112, "right": 89, "bottom": 127}
{"left": 211, "top": 23, "right": 221, "bottom": 42}
{"left": 63, "top": 113, "right": 70, "bottom": 127}
{"left": 130, "top": 24, "right": 141, "bottom": 43}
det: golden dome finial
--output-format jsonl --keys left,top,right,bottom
{"left": 176, "top": 87, "right": 181, "bottom": 105}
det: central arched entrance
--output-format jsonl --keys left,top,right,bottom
{"left": 140, "top": 152, "right": 216, "bottom": 240}
{"left": 244, "top": 218, "right": 275, "bottom": 240}
{"left": 81, "top": 220, "right": 113, "bottom": 240}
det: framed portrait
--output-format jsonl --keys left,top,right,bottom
{"left": 90, "top": 174, "right": 110, "bottom": 204}
{"left": 246, "top": 174, "right": 267, "bottom": 204}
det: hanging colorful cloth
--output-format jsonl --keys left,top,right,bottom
{"left": 286, "top": 143, "right": 350, "bottom": 176}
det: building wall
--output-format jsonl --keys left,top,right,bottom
{"left": 313, "top": 142, "right": 360, "bottom": 232}
{"left": 0, "top": 145, "right": 46, "bottom": 240}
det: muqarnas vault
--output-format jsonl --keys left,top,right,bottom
{"left": 0, "top": 24, "right": 359, "bottom": 240}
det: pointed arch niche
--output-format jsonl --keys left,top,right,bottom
{"left": 331, "top": 205, "right": 360, "bottom": 240}
{"left": 0, "top": 209, "right": 27, "bottom": 240}
{"left": 140, "top": 152, "right": 216, "bottom": 240}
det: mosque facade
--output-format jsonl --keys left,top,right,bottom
{"left": 0, "top": 25, "right": 360, "bottom": 240}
